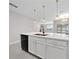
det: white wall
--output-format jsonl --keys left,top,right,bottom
{"left": 9, "top": 11, "right": 35, "bottom": 44}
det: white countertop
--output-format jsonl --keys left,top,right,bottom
{"left": 22, "top": 32, "right": 69, "bottom": 41}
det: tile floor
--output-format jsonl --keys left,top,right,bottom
{"left": 9, "top": 42, "right": 40, "bottom": 59}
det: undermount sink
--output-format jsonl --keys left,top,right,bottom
{"left": 34, "top": 33, "right": 48, "bottom": 36}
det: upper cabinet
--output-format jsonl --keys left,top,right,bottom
{"left": 53, "top": 18, "right": 69, "bottom": 34}
{"left": 58, "top": 0, "right": 69, "bottom": 14}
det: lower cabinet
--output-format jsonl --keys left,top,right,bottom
{"left": 29, "top": 36, "right": 36, "bottom": 54}
{"left": 29, "top": 36, "right": 45, "bottom": 59}
{"left": 46, "top": 44, "right": 67, "bottom": 59}
{"left": 36, "top": 42, "right": 45, "bottom": 59}
{"left": 28, "top": 36, "right": 68, "bottom": 59}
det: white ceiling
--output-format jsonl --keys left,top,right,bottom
{"left": 9, "top": 0, "right": 69, "bottom": 22}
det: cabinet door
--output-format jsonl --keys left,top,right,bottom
{"left": 46, "top": 44, "right": 68, "bottom": 59}
{"left": 28, "top": 36, "right": 36, "bottom": 54}
{"left": 36, "top": 42, "right": 45, "bottom": 59}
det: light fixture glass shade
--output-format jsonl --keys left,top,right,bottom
{"left": 56, "top": 13, "right": 69, "bottom": 19}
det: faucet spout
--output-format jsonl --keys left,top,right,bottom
{"left": 42, "top": 25, "right": 45, "bottom": 35}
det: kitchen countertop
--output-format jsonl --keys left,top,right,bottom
{"left": 21, "top": 32, "right": 69, "bottom": 41}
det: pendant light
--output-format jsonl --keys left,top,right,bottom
{"left": 33, "top": 9, "right": 36, "bottom": 23}
{"left": 56, "top": 0, "right": 69, "bottom": 19}
{"left": 56, "top": 0, "right": 59, "bottom": 19}
{"left": 42, "top": 5, "right": 46, "bottom": 22}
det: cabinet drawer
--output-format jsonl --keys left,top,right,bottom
{"left": 47, "top": 39, "right": 68, "bottom": 47}
{"left": 29, "top": 36, "right": 45, "bottom": 44}
{"left": 35, "top": 37, "right": 45, "bottom": 44}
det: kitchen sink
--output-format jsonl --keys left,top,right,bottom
{"left": 34, "top": 33, "right": 48, "bottom": 36}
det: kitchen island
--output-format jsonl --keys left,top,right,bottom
{"left": 21, "top": 32, "right": 69, "bottom": 59}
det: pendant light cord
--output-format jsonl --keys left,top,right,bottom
{"left": 56, "top": 0, "right": 58, "bottom": 17}
{"left": 34, "top": 9, "right": 36, "bottom": 21}
{"left": 42, "top": 5, "right": 46, "bottom": 20}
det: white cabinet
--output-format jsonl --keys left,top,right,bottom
{"left": 46, "top": 44, "right": 68, "bottom": 59}
{"left": 36, "top": 42, "right": 45, "bottom": 59}
{"left": 28, "top": 36, "right": 68, "bottom": 59}
{"left": 35, "top": 37, "right": 45, "bottom": 59}
{"left": 28, "top": 36, "right": 36, "bottom": 54}
{"left": 29, "top": 36, "right": 45, "bottom": 59}
{"left": 46, "top": 39, "right": 68, "bottom": 59}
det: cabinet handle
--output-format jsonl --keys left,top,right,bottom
{"left": 37, "top": 41, "right": 45, "bottom": 45}
{"left": 52, "top": 42, "right": 57, "bottom": 45}
{"left": 46, "top": 43, "right": 67, "bottom": 50}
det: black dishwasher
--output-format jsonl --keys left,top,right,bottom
{"left": 21, "top": 34, "right": 28, "bottom": 52}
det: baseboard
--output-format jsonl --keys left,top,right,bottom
{"left": 9, "top": 40, "right": 20, "bottom": 45}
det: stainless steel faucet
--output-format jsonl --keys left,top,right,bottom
{"left": 40, "top": 25, "right": 45, "bottom": 35}
{"left": 42, "top": 26, "right": 45, "bottom": 35}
